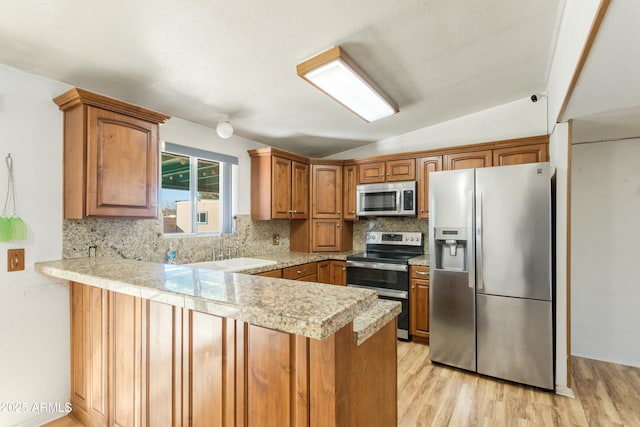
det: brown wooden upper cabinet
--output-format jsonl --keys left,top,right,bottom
{"left": 53, "top": 88, "right": 170, "bottom": 219}
{"left": 444, "top": 150, "right": 493, "bottom": 170}
{"left": 493, "top": 143, "right": 548, "bottom": 166}
{"left": 342, "top": 164, "right": 358, "bottom": 220}
{"left": 311, "top": 164, "right": 342, "bottom": 218}
{"left": 416, "top": 156, "right": 443, "bottom": 220}
{"left": 250, "top": 150, "right": 309, "bottom": 220}
{"left": 359, "top": 159, "right": 416, "bottom": 184}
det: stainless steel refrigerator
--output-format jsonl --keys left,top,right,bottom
{"left": 428, "top": 162, "right": 554, "bottom": 390}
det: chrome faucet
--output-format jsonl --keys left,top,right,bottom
{"left": 213, "top": 233, "right": 240, "bottom": 260}
{"left": 212, "top": 234, "right": 224, "bottom": 261}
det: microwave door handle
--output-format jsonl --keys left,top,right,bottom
{"left": 397, "top": 191, "right": 401, "bottom": 213}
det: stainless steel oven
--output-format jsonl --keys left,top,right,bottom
{"left": 346, "top": 231, "right": 423, "bottom": 341}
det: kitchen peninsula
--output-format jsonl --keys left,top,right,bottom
{"left": 36, "top": 257, "right": 400, "bottom": 427}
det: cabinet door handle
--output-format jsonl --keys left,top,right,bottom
{"left": 297, "top": 269, "right": 306, "bottom": 274}
{"left": 293, "top": 209, "right": 297, "bottom": 213}
{"left": 337, "top": 223, "right": 341, "bottom": 227}
{"left": 415, "top": 271, "right": 429, "bottom": 275}
{"left": 411, "top": 285, "right": 416, "bottom": 289}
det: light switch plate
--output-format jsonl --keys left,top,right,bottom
{"left": 8, "top": 249, "right": 25, "bottom": 272}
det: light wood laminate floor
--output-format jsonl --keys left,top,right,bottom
{"left": 398, "top": 341, "right": 640, "bottom": 427}
{"left": 44, "top": 341, "right": 640, "bottom": 427}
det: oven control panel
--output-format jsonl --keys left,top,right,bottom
{"left": 365, "top": 231, "right": 422, "bottom": 246}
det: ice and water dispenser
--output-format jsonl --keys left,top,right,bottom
{"left": 434, "top": 228, "right": 468, "bottom": 271}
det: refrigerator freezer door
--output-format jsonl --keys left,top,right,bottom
{"left": 475, "top": 162, "right": 551, "bottom": 300}
{"left": 429, "top": 168, "right": 476, "bottom": 371}
{"left": 477, "top": 294, "right": 554, "bottom": 390}
{"left": 429, "top": 269, "right": 476, "bottom": 371}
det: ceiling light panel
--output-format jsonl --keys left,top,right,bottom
{"left": 297, "top": 46, "right": 398, "bottom": 122}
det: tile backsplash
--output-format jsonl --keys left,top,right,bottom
{"left": 63, "top": 215, "right": 428, "bottom": 263}
{"left": 352, "top": 217, "right": 429, "bottom": 252}
{"left": 63, "top": 215, "right": 290, "bottom": 263}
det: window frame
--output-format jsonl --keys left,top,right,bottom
{"left": 161, "top": 142, "right": 238, "bottom": 235}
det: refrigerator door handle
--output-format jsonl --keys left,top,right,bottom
{"left": 476, "top": 190, "right": 484, "bottom": 290}
{"left": 468, "top": 189, "right": 475, "bottom": 289}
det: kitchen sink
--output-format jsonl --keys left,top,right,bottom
{"left": 187, "top": 257, "right": 277, "bottom": 272}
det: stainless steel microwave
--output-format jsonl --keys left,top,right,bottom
{"left": 356, "top": 181, "right": 416, "bottom": 216}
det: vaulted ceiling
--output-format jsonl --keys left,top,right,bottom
{"left": 1, "top": 0, "right": 564, "bottom": 157}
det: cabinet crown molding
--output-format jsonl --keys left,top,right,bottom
{"left": 53, "top": 87, "right": 171, "bottom": 124}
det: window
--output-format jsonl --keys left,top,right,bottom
{"left": 197, "top": 211, "right": 208, "bottom": 225}
{"left": 161, "top": 142, "right": 237, "bottom": 235}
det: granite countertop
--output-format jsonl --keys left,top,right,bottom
{"left": 241, "top": 250, "right": 429, "bottom": 273}
{"left": 238, "top": 251, "right": 358, "bottom": 274}
{"left": 35, "top": 257, "right": 399, "bottom": 343}
{"left": 408, "top": 255, "right": 430, "bottom": 267}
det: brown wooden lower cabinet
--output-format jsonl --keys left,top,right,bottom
{"left": 255, "top": 269, "right": 282, "bottom": 278}
{"left": 69, "top": 281, "right": 397, "bottom": 427}
{"left": 410, "top": 266, "right": 430, "bottom": 342}
{"left": 283, "top": 262, "right": 317, "bottom": 280}
{"left": 318, "top": 260, "right": 346, "bottom": 285}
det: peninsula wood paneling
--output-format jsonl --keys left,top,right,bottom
{"left": 147, "top": 301, "right": 182, "bottom": 427}
{"left": 187, "top": 311, "right": 225, "bottom": 427}
{"left": 110, "top": 292, "right": 143, "bottom": 427}
{"left": 247, "top": 326, "right": 294, "bottom": 427}
{"left": 67, "top": 282, "right": 397, "bottom": 427}
{"left": 69, "top": 282, "right": 109, "bottom": 427}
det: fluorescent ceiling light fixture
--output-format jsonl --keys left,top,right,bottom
{"left": 296, "top": 46, "right": 398, "bottom": 122}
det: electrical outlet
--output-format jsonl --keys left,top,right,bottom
{"left": 7, "top": 248, "right": 25, "bottom": 272}
{"left": 272, "top": 233, "right": 280, "bottom": 245}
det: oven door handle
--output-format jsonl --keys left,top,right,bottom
{"left": 347, "top": 284, "right": 408, "bottom": 299}
{"left": 346, "top": 260, "right": 408, "bottom": 272}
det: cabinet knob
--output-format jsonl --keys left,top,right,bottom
{"left": 379, "top": 174, "right": 384, "bottom": 177}
{"left": 297, "top": 269, "right": 306, "bottom": 274}
{"left": 337, "top": 210, "right": 341, "bottom": 214}
{"left": 411, "top": 285, "right": 416, "bottom": 289}
{"left": 420, "top": 209, "right": 424, "bottom": 213}
{"left": 350, "top": 210, "right": 355, "bottom": 214}
{"left": 293, "top": 209, "right": 297, "bottom": 213}
{"left": 387, "top": 173, "right": 391, "bottom": 176}
{"left": 342, "top": 268, "right": 346, "bottom": 271}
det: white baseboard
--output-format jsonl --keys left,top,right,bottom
{"left": 11, "top": 412, "right": 63, "bottom": 427}
{"left": 555, "top": 384, "right": 576, "bottom": 398}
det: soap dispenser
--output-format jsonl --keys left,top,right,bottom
{"left": 167, "top": 243, "right": 177, "bottom": 264}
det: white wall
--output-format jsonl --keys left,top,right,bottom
{"left": 0, "top": 64, "right": 71, "bottom": 426}
{"left": 571, "top": 139, "right": 640, "bottom": 367}
{"left": 549, "top": 123, "right": 571, "bottom": 393}
{"left": 546, "top": 0, "right": 602, "bottom": 128}
{"left": 328, "top": 96, "right": 548, "bottom": 159}
{"left": 159, "top": 118, "right": 266, "bottom": 215}
{"left": 0, "top": 63, "right": 266, "bottom": 426}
